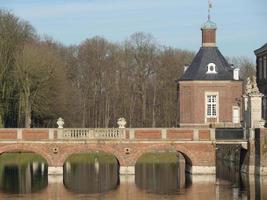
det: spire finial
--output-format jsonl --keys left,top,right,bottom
{"left": 208, "top": 0, "right": 213, "bottom": 21}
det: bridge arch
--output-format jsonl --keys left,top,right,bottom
{"left": 0, "top": 144, "right": 52, "bottom": 165}
{"left": 60, "top": 145, "right": 125, "bottom": 167}
{"left": 133, "top": 144, "right": 196, "bottom": 167}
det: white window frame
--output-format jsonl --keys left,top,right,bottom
{"left": 232, "top": 106, "right": 240, "bottom": 124}
{"left": 207, "top": 63, "right": 217, "bottom": 74}
{"left": 205, "top": 92, "right": 219, "bottom": 123}
{"left": 233, "top": 68, "right": 240, "bottom": 80}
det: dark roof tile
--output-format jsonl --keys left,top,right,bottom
{"left": 181, "top": 47, "right": 234, "bottom": 80}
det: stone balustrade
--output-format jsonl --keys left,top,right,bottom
{"left": 58, "top": 128, "right": 125, "bottom": 140}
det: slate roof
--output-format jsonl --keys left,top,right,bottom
{"left": 254, "top": 43, "right": 267, "bottom": 55}
{"left": 180, "top": 47, "right": 234, "bottom": 81}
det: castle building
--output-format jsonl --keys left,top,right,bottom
{"left": 254, "top": 43, "right": 267, "bottom": 123}
{"left": 178, "top": 19, "right": 243, "bottom": 128}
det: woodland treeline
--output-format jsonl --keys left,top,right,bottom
{"left": 0, "top": 10, "right": 255, "bottom": 128}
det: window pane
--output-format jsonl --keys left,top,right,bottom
{"left": 207, "top": 96, "right": 211, "bottom": 103}
{"left": 207, "top": 95, "right": 217, "bottom": 117}
{"left": 212, "top": 95, "right": 216, "bottom": 103}
{"left": 212, "top": 105, "right": 216, "bottom": 116}
{"left": 207, "top": 105, "right": 211, "bottom": 116}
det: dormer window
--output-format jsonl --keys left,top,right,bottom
{"left": 207, "top": 63, "right": 217, "bottom": 74}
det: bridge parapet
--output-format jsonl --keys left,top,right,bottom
{"left": 0, "top": 128, "right": 217, "bottom": 141}
{"left": 58, "top": 128, "right": 125, "bottom": 140}
{"left": 0, "top": 127, "right": 248, "bottom": 142}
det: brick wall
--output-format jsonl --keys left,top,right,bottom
{"left": 0, "top": 130, "right": 17, "bottom": 139}
{"left": 167, "top": 129, "right": 193, "bottom": 140}
{"left": 179, "top": 81, "right": 243, "bottom": 127}
{"left": 135, "top": 130, "right": 161, "bottom": 139}
{"left": 0, "top": 141, "right": 216, "bottom": 167}
{"left": 22, "top": 129, "right": 49, "bottom": 140}
{"left": 0, "top": 128, "right": 217, "bottom": 168}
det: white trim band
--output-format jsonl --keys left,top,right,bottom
{"left": 191, "top": 166, "right": 216, "bottom": 175}
{"left": 48, "top": 167, "right": 63, "bottom": 175}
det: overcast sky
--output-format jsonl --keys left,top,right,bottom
{"left": 1, "top": 0, "right": 267, "bottom": 60}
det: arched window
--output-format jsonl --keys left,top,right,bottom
{"left": 207, "top": 63, "right": 217, "bottom": 74}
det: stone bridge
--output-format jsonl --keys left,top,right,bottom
{"left": 0, "top": 128, "right": 248, "bottom": 175}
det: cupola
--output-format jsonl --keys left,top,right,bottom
{"left": 201, "top": 19, "right": 217, "bottom": 47}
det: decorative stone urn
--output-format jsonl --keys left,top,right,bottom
{"left": 117, "top": 118, "right": 126, "bottom": 128}
{"left": 57, "top": 118, "right": 64, "bottom": 128}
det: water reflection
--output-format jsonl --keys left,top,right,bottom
{"left": 0, "top": 174, "right": 266, "bottom": 199}
{"left": 215, "top": 144, "right": 253, "bottom": 199}
{"left": 135, "top": 152, "right": 191, "bottom": 194}
{"left": 63, "top": 154, "right": 119, "bottom": 193}
{"left": 0, "top": 162, "right": 48, "bottom": 193}
{"left": 216, "top": 144, "right": 242, "bottom": 186}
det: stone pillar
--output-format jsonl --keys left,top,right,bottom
{"left": 243, "top": 77, "right": 267, "bottom": 175}
{"left": 243, "top": 76, "right": 265, "bottom": 129}
{"left": 248, "top": 94, "right": 265, "bottom": 128}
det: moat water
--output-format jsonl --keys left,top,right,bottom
{"left": 0, "top": 151, "right": 266, "bottom": 199}
{"left": 0, "top": 174, "right": 266, "bottom": 200}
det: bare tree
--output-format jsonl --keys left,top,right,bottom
{"left": 0, "top": 9, "right": 35, "bottom": 127}
{"left": 14, "top": 41, "right": 63, "bottom": 128}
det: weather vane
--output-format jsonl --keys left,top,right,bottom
{"left": 208, "top": 0, "right": 213, "bottom": 20}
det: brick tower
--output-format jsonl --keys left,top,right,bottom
{"left": 178, "top": 19, "right": 243, "bottom": 128}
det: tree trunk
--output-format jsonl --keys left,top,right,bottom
{"left": 17, "top": 93, "right": 22, "bottom": 127}
{"left": 141, "top": 83, "right": 146, "bottom": 127}
{"left": 104, "top": 96, "right": 110, "bottom": 128}
{"left": 152, "top": 80, "right": 157, "bottom": 127}
{"left": 24, "top": 92, "right": 31, "bottom": 128}
{"left": 82, "top": 99, "right": 86, "bottom": 128}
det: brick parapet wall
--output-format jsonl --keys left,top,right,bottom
{"left": 0, "top": 128, "right": 215, "bottom": 141}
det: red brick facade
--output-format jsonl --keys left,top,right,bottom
{"left": 179, "top": 80, "right": 243, "bottom": 127}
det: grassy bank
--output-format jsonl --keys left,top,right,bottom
{"left": 0, "top": 153, "right": 47, "bottom": 165}
{"left": 0, "top": 153, "right": 47, "bottom": 184}
{"left": 136, "top": 152, "right": 178, "bottom": 164}
{"left": 65, "top": 152, "right": 118, "bottom": 164}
